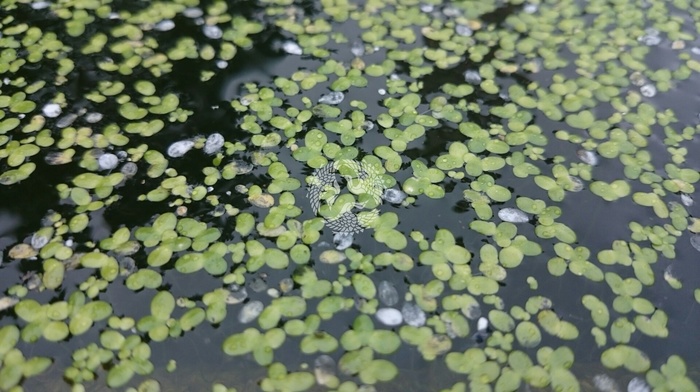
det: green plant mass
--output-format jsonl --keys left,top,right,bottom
{"left": 0, "top": 0, "right": 699, "bottom": 391}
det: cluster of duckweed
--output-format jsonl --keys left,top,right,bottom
{"left": 1, "top": 0, "right": 700, "bottom": 391}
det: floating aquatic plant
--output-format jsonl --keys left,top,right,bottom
{"left": 0, "top": 0, "right": 699, "bottom": 391}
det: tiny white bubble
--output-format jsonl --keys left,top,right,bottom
{"left": 477, "top": 317, "right": 489, "bottom": 331}
{"left": 167, "top": 140, "right": 195, "bottom": 158}
{"left": 282, "top": 41, "right": 303, "bottom": 55}
{"left": 42, "top": 103, "right": 62, "bottom": 118}
{"left": 154, "top": 20, "right": 175, "bottom": 31}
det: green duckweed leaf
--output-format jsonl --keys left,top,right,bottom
{"left": 151, "top": 291, "right": 175, "bottom": 321}
{"left": 107, "top": 363, "right": 134, "bottom": 388}
{"left": 223, "top": 328, "right": 261, "bottom": 356}
{"left": 352, "top": 274, "right": 376, "bottom": 299}
{"left": 359, "top": 359, "right": 398, "bottom": 384}
{"left": 514, "top": 321, "right": 541, "bottom": 348}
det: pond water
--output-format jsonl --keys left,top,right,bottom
{"left": 1, "top": 0, "right": 700, "bottom": 391}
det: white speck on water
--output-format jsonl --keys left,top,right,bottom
{"left": 333, "top": 231, "right": 353, "bottom": 251}
{"left": 382, "top": 188, "right": 407, "bottom": 204}
{"left": 108, "top": 12, "right": 120, "bottom": 20}
{"left": 98, "top": 153, "right": 119, "bottom": 171}
{"left": 42, "top": 103, "right": 62, "bottom": 118}
{"left": 640, "top": 84, "right": 657, "bottom": 97}
{"left": 121, "top": 162, "right": 138, "bottom": 178}
{"left": 31, "top": 1, "right": 51, "bottom": 9}
{"left": 666, "top": 41, "right": 682, "bottom": 51}
{"left": 183, "top": 7, "right": 203, "bottom": 18}
{"left": 154, "top": 20, "right": 175, "bottom": 31}
{"left": 629, "top": 71, "right": 646, "bottom": 86}
{"left": 378, "top": 281, "right": 399, "bottom": 306}
{"left": 267, "top": 288, "right": 280, "bottom": 298}
{"left": 464, "top": 70, "right": 482, "bottom": 84}
{"left": 498, "top": 208, "right": 529, "bottom": 223}
{"left": 351, "top": 41, "right": 365, "bottom": 57}
{"left": 238, "top": 301, "right": 263, "bottom": 323}
{"left": 0, "top": 296, "right": 19, "bottom": 311}
{"left": 401, "top": 302, "right": 426, "bottom": 327}
{"left": 577, "top": 149, "right": 599, "bottom": 166}
{"left": 203, "top": 25, "right": 223, "bottom": 39}
{"left": 455, "top": 24, "right": 473, "bottom": 37}
{"left": 64, "top": 238, "right": 73, "bottom": 247}
{"left": 378, "top": 88, "right": 386, "bottom": 95}
{"left": 314, "top": 355, "right": 337, "bottom": 386}
{"left": 628, "top": 377, "right": 650, "bottom": 392}
{"left": 282, "top": 41, "right": 303, "bottom": 55}
{"left": 204, "top": 133, "right": 225, "bottom": 155}
{"left": 593, "top": 374, "right": 620, "bottom": 392}
{"left": 691, "top": 47, "right": 700, "bottom": 56}
{"left": 442, "top": 6, "right": 460, "bottom": 16}
{"left": 194, "top": 18, "right": 204, "bottom": 26}
{"left": 523, "top": 3, "right": 539, "bottom": 13}
{"left": 216, "top": 60, "right": 228, "bottom": 69}
{"left": 477, "top": 316, "right": 489, "bottom": 331}
{"left": 567, "top": 175, "right": 585, "bottom": 192}
{"left": 167, "top": 140, "right": 195, "bottom": 158}
{"left": 390, "top": 73, "right": 400, "bottom": 80}
{"left": 376, "top": 308, "right": 403, "bottom": 326}
{"left": 226, "top": 285, "right": 248, "bottom": 304}
{"left": 31, "top": 232, "right": 49, "bottom": 250}
{"left": 638, "top": 34, "right": 661, "bottom": 46}
{"left": 420, "top": 4, "right": 434, "bottom": 12}
{"left": 361, "top": 121, "right": 375, "bottom": 131}
{"left": 85, "top": 112, "right": 103, "bottom": 123}
{"left": 681, "top": 193, "right": 693, "bottom": 207}
{"left": 319, "top": 91, "right": 345, "bottom": 105}
{"left": 56, "top": 113, "right": 78, "bottom": 128}
{"left": 24, "top": 273, "right": 41, "bottom": 290}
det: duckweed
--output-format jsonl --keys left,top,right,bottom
{"left": 0, "top": 0, "right": 698, "bottom": 391}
